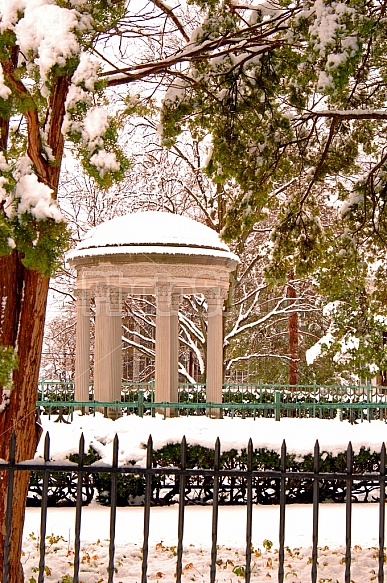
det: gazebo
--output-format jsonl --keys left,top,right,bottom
{"left": 67, "top": 211, "right": 239, "bottom": 413}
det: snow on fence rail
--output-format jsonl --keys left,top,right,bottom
{"left": 36, "top": 380, "right": 387, "bottom": 421}
{"left": 1, "top": 432, "right": 387, "bottom": 583}
{"left": 37, "top": 380, "right": 387, "bottom": 403}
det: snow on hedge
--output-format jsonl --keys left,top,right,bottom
{"left": 35, "top": 412, "right": 387, "bottom": 466}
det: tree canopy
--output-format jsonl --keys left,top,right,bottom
{"left": 159, "top": 0, "right": 387, "bottom": 260}
{"left": 156, "top": 0, "right": 387, "bottom": 375}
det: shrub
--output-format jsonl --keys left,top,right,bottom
{"left": 91, "top": 443, "right": 383, "bottom": 506}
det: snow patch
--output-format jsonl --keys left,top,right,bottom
{"left": 306, "top": 332, "right": 334, "bottom": 364}
{"left": 82, "top": 107, "right": 109, "bottom": 148}
{"left": 0, "top": 177, "right": 8, "bottom": 201}
{"left": 0, "top": 0, "right": 27, "bottom": 33}
{"left": 36, "top": 412, "right": 387, "bottom": 466}
{"left": 71, "top": 52, "right": 100, "bottom": 92}
{"left": 90, "top": 150, "right": 120, "bottom": 177}
{"left": 340, "top": 190, "right": 364, "bottom": 217}
{"left": 0, "top": 151, "right": 9, "bottom": 171}
{"left": 70, "top": 211, "right": 233, "bottom": 253}
{"left": 14, "top": 3, "right": 85, "bottom": 91}
{"left": 14, "top": 174, "right": 61, "bottom": 220}
{"left": 0, "top": 388, "right": 10, "bottom": 413}
{"left": 0, "top": 63, "right": 11, "bottom": 100}
{"left": 5, "top": 158, "right": 63, "bottom": 221}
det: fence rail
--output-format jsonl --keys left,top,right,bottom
{"left": 36, "top": 379, "right": 387, "bottom": 421}
{"left": 0, "top": 431, "right": 386, "bottom": 583}
{"left": 38, "top": 379, "right": 387, "bottom": 402}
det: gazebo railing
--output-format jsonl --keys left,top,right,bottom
{"left": 36, "top": 381, "right": 387, "bottom": 421}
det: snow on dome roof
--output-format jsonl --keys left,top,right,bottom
{"left": 75, "top": 211, "right": 230, "bottom": 252}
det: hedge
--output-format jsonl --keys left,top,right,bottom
{"left": 27, "top": 442, "right": 383, "bottom": 507}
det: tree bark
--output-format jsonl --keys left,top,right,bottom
{"left": 0, "top": 52, "right": 70, "bottom": 577}
{"left": 0, "top": 257, "right": 49, "bottom": 583}
{"left": 287, "top": 269, "right": 299, "bottom": 387}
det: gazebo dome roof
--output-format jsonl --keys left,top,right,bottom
{"left": 68, "top": 211, "right": 239, "bottom": 263}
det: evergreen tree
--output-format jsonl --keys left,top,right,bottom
{"left": 159, "top": 0, "right": 387, "bottom": 377}
{"left": 0, "top": 3, "right": 130, "bottom": 580}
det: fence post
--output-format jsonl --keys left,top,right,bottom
{"left": 73, "top": 433, "right": 85, "bottom": 583}
{"left": 275, "top": 391, "right": 281, "bottom": 421}
{"left": 210, "top": 438, "right": 220, "bottom": 583}
{"left": 378, "top": 443, "right": 386, "bottom": 583}
{"left": 367, "top": 385, "right": 372, "bottom": 422}
{"left": 142, "top": 435, "right": 153, "bottom": 583}
{"left": 138, "top": 390, "right": 144, "bottom": 418}
{"left": 278, "top": 440, "right": 286, "bottom": 583}
{"left": 345, "top": 442, "right": 353, "bottom": 583}
{"left": 108, "top": 434, "right": 119, "bottom": 583}
{"left": 38, "top": 433, "right": 50, "bottom": 583}
{"left": 151, "top": 380, "right": 155, "bottom": 417}
{"left": 3, "top": 432, "right": 16, "bottom": 583}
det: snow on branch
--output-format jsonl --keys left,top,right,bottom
{"left": 302, "top": 109, "right": 387, "bottom": 121}
{"left": 179, "top": 312, "right": 206, "bottom": 345}
{"left": 179, "top": 332, "right": 205, "bottom": 375}
{"left": 121, "top": 337, "right": 155, "bottom": 359}
{"left": 104, "top": 6, "right": 298, "bottom": 87}
{"left": 177, "top": 362, "right": 197, "bottom": 384}
{"left": 124, "top": 305, "right": 156, "bottom": 330}
{"left": 226, "top": 353, "right": 292, "bottom": 371}
{"left": 225, "top": 295, "right": 318, "bottom": 343}
{"left": 122, "top": 325, "right": 155, "bottom": 347}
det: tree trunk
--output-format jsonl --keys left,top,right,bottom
{"left": 0, "top": 253, "right": 50, "bottom": 583}
{"left": 0, "top": 59, "right": 69, "bottom": 580}
{"left": 287, "top": 269, "right": 299, "bottom": 387}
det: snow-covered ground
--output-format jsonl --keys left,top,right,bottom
{"left": 21, "top": 413, "right": 387, "bottom": 582}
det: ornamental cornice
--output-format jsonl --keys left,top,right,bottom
{"left": 206, "top": 288, "right": 229, "bottom": 302}
{"left": 74, "top": 289, "right": 91, "bottom": 302}
{"left": 77, "top": 261, "right": 231, "bottom": 293}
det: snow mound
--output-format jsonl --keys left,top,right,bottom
{"left": 73, "top": 211, "right": 231, "bottom": 252}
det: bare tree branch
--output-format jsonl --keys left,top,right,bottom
{"left": 150, "top": 0, "right": 190, "bottom": 42}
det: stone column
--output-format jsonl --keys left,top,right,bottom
{"left": 94, "top": 286, "right": 122, "bottom": 417}
{"left": 155, "top": 286, "right": 171, "bottom": 404}
{"left": 74, "top": 289, "right": 91, "bottom": 404}
{"left": 206, "top": 288, "right": 226, "bottom": 417}
{"left": 155, "top": 286, "right": 179, "bottom": 413}
{"left": 170, "top": 292, "right": 180, "bottom": 404}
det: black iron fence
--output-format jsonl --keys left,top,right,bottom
{"left": 1, "top": 432, "right": 386, "bottom": 583}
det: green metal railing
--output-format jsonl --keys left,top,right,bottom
{"left": 36, "top": 380, "right": 387, "bottom": 421}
